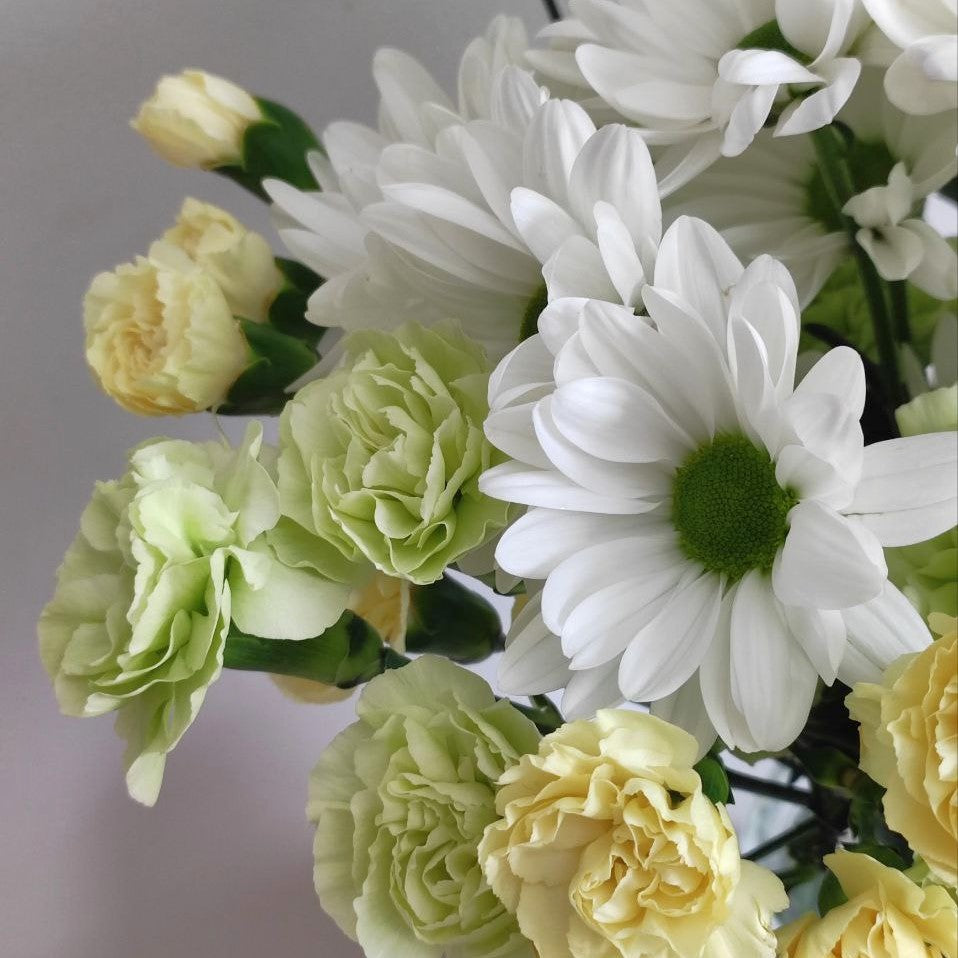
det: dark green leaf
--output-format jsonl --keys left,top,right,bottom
{"left": 405, "top": 574, "right": 505, "bottom": 662}
{"left": 817, "top": 871, "right": 848, "bottom": 916}
{"left": 219, "top": 319, "right": 317, "bottom": 414}
{"left": 223, "top": 612, "right": 387, "bottom": 687}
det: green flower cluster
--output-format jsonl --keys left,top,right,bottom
{"left": 278, "top": 322, "right": 511, "bottom": 584}
{"left": 309, "top": 656, "right": 539, "bottom": 958}
{"left": 39, "top": 424, "right": 350, "bottom": 805}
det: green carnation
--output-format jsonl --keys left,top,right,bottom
{"left": 38, "top": 423, "right": 351, "bottom": 805}
{"left": 308, "top": 655, "right": 539, "bottom": 958}
{"left": 896, "top": 384, "right": 958, "bottom": 437}
{"left": 278, "top": 322, "right": 511, "bottom": 584}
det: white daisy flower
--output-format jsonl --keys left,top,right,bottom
{"left": 665, "top": 70, "right": 958, "bottom": 304}
{"left": 861, "top": 0, "right": 958, "bottom": 115}
{"left": 527, "top": 0, "right": 870, "bottom": 184}
{"left": 266, "top": 16, "right": 539, "bottom": 359}
{"left": 480, "top": 216, "right": 957, "bottom": 753}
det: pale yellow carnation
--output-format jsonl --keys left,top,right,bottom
{"left": 84, "top": 256, "right": 249, "bottom": 415}
{"left": 478, "top": 710, "right": 786, "bottom": 958}
{"left": 131, "top": 69, "right": 260, "bottom": 169}
{"left": 777, "top": 851, "right": 957, "bottom": 957}
{"left": 153, "top": 198, "right": 282, "bottom": 323}
{"left": 847, "top": 617, "right": 958, "bottom": 886}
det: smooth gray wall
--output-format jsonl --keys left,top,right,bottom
{"left": 0, "top": 3, "right": 550, "bottom": 956}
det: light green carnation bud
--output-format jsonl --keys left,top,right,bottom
{"left": 278, "top": 322, "right": 511, "bottom": 584}
{"left": 38, "top": 423, "right": 352, "bottom": 806}
{"left": 308, "top": 655, "right": 539, "bottom": 958}
{"left": 887, "top": 382, "right": 958, "bottom": 618}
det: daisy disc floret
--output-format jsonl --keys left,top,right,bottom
{"left": 481, "top": 217, "right": 958, "bottom": 752}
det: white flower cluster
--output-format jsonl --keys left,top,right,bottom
{"left": 41, "top": 5, "right": 958, "bottom": 957}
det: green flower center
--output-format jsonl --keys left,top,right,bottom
{"left": 805, "top": 139, "right": 899, "bottom": 233}
{"left": 670, "top": 434, "right": 798, "bottom": 582}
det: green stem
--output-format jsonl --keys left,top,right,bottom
{"left": 514, "top": 694, "right": 564, "bottom": 734}
{"left": 745, "top": 817, "right": 820, "bottom": 862}
{"left": 888, "top": 281, "right": 911, "bottom": 344}
{"left": 809, "top": 126, "right": 908, "bottom": 407}
{"left": 726, "top": 769, "right": 814, "bottom": 808}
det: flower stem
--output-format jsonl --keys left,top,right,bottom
{"left": 809, "top": 126, "right": 908, "bottom": 407}
{"left": 726, "top": 769, "right": 814, "bottom": 807}
{"left": 540, "top": 0, "right": 562, "bottom": 21}
{"left": 745, "top": 817, "right": 820, "bottom": 861}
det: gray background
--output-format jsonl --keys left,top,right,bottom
{"left": 1, "top": 2, "right": 553, "bottom": 956}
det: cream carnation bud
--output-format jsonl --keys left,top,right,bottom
{"left": 131, "top": 69, "right": 261, "bottom": 169}
{"left": 84, "top": 255, "right": 249, "bottom": 416}
{"left": 153, "top": 198, "right": 282, "bottom": 323}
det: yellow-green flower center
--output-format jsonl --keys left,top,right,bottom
{"left": 671, "top": 434, "right": 797, "bottom": 582}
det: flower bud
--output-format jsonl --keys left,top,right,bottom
{"left": 153, "top": 198, "right": 282, "bottom": 322}
{"left": 131, "top": 69, "right": 261, "bottom": 169}
{"left": 84, "top": 256, "right": 249, "bottom": 415}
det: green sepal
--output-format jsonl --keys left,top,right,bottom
{"left": 216, "top": 97, "right": 321, "bottom": 199}
{"left": 218, "top": 318, "right": 317, "bottom": 415}
{"left": 513, "top": 694, "right": 563, "bottom": 735}
{"left": 268, "top": 257, "right": 325, "bottom": 346}
{"left": 405, "top": 574, "right": 505, "bottom": 662}
{"left": 694, "top": 756, "right": 733, "bottom": 805}
{"left": 223, "top": 611, "right": 388, "bottom": 687}
{"left": 817, "top": 871, "right": 849, "bottom": 916}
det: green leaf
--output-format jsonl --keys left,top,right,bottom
{"left": 223, "top": 612, "right": 386, "bottom": 687}
{"left": 694, "top": 756, "right": 732, "bottom": 805}
{"left": 405, "top": 574, "right": 505, "bottom": 663}
{"left": 219, "top": 319, "right": 317, "bottom": 415}
{"left": 817, "top": 871, "right": 848, "bottom": 916}
{"left": 267, "top": 259, "right": 325, "bottom": 346}
{"left": 216, "top": 97, "right": 321, "bottom": 198}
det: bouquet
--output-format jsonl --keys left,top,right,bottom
{"left": 39, "top": 2, "right": 958, "bottom": 955}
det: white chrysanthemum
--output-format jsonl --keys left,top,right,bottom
{"left": 666, "top": 71, "right": 958, "bottom": 303}
{"left": 266, "top": 17, "right": 545, "bottom": 360}
{"left": 861, "top": 0, "right": 958, "bottom": 115}
{"left": 480, "top": 217, "right": 958, "bottom": 753}
{"left": 528, "top": 0, "right": 870, "bottom": 181}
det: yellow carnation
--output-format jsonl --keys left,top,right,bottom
{"left": 153, "top": 198, "right": 282, "bottom": 323}
{"left": 131, "top": 69, "right": 260, "bottom": 169}
{"left": 478, "top": 710, "right": 786, "bottom": 958}
{"left": 777, "top": 851, "right": 957, "bottom": 957}
{"left": 84, "top": 256, "right": 249, "bottom": 415}
{"left": 846, "top": 616, "right": 958, "bottom": 886}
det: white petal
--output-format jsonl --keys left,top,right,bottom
{"left": 848, "top": 432, "right": 958, "bottom": 544}
{"left": 618, "top": 572, "right": 723, "bottom": 702}
{"left": 485, "top": 400, "right": 553, "bottom": 470}
{"left": 511, "top": 187, "right": 583, "bottom": 264}
{"left": 885, "top": 37, "right": 958, "bottom": 116}
{"left": 563, "top": 567, "right": 687, "bottom": 670}
{"left": 783, "top": 606, "right": 846, "bottom": 684}
{"left": 544, "top": 236, "right": 619, "bottom": 301}
{"left": 654, "top": 217, "right": 743, "bottom": 338}
{"left": 541, "top": 530, "right": 679, "bottom": 635}
{"left": 856, "top": 224, "right": 925, "bottom": 281}
{"left": 537, "top": 297, "right": 589, "bottom": 356}
{"left": 496, "top": 507, "right": 646, "bottom": 579}
{"left": 551, "top": 376, "right": 693, "bottom": 463}
{"left": 775, "top": 58, "right": 861, "bottom": 137}
{"left": 729, "top": 570, "right": 818, "bottom": 752}
{"left": 479, "top": 461, "right": 656, "bottom": 514}
{"left": 721, "top": 83, "right": 780, "bottom": 157}
{"left": 905, "top": 219, "right": 958, "bottom": 300}
{"left": 498, "top": 593, "right": 572, "bottom": 696}
{"left": 561, "top": 660, "right": 624, "bottom": 720}
{"left": 488, "top": 335, "right": 553, "bottom": 410}
{"left": 839, "top": 580, "right": 932, "bottom": 685}
{"left": 794, "top": 346, "right": 866, "bottom": 418}
{"left": 651, "top": 680, "right": 717, "bottom": 761}
{"left": 567, "top": 124, "right": 662, "bottom": 244}
{"left": 593, "top": 202, "right": 646, "bottom": 307}
{"left": 774, "top": 501, "right": 886, "bottom": 609}
{"left": 522, "top": 99, "right": 596, "bottom": 208}
{"left": 718, "top": 49, "right": 821, "bottom": 86}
